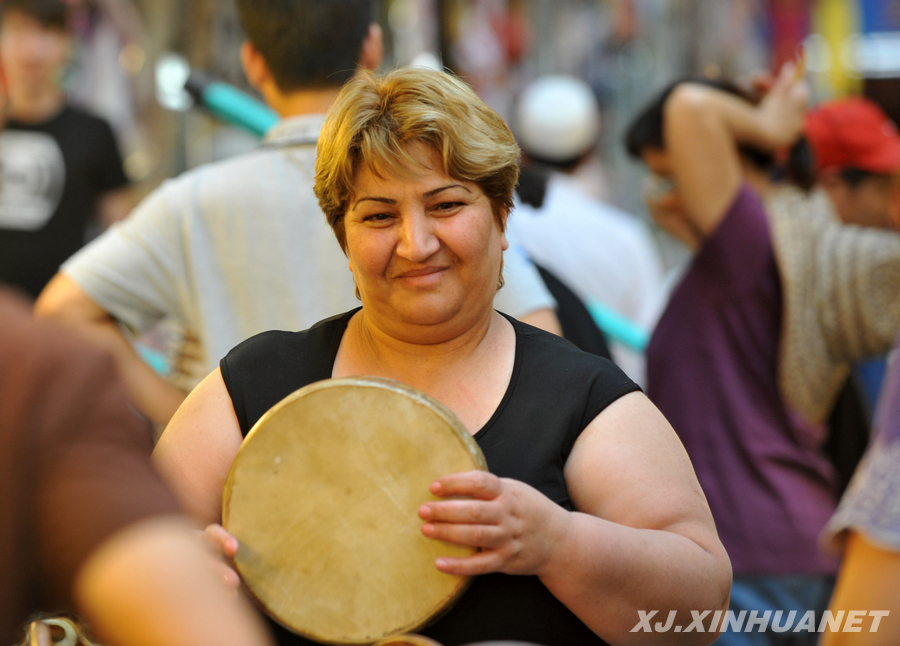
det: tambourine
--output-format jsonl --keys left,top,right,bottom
{"left": 223, "top": 377, "right": 488, "bottom": 644}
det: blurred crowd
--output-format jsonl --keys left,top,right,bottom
{"left": 1, "top": 1, "right": 900, "bottom": 646}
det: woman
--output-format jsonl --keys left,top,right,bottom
{"left": 153, "top": 67, "right": 730, "bottom": 646}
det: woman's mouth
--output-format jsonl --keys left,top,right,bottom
{"left": 393, "top": 266, "right": 448, "bottom": 286}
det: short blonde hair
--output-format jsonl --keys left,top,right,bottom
{"left": 314, "top": 67, "right": 520, "bottom": 252}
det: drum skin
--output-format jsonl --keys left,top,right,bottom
{"left": 222, "top": 377, "right": 488, "bottom": 645}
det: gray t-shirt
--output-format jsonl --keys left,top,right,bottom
{"left": 63, "top": 114, "right": 554, "bottom": 388}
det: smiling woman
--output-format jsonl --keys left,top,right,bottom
{"left": 152, "top": 67, "right": 732, "bottom": 646}
{"left": 342, "top": 146, "right": 505, "bottom": 338}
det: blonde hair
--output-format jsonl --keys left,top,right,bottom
{"left": 314, "top": 67, "right": 520, "bottom": 252}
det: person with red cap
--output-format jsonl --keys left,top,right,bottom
{"left": 805, "top": 97, "right": 900, "bottom": 231}
{"left": 801, "top": 97, "right": 900, "bottom": 423}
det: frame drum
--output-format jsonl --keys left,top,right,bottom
{"left": 222, "top": 377, "right": 488, "bottom": 644}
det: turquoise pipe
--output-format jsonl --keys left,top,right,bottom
{"left": 585, "top": 298, "right": 649, "bottom": 353}
{"left": 184, "top": 72, "right": 278, "bottom": 137}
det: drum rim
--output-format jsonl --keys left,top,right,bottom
{"left": 222, "top": 376, "right": 488, "bottom": 644}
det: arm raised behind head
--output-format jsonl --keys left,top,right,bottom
{"left": 665, "top": 63, "right": 807, "bottom": 238}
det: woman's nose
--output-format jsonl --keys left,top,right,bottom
{"left": 396, "top": 212, "right": 440, "bottom": 262}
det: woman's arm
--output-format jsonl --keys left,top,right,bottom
{"left": 420, "top": 392, "right": 731, "bottom": 646}
{"left": 549, "top": 391, "right": 730, "bottom": 645}
{"left": 665, "top": 63, "right": 806, "bottom": 237}
{"left": 152, "top": 368, "right": 244, "bottom": 526}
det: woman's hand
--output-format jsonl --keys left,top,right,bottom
{"left": 417, "top": 470, "right": 570, "bottom": 577}
{"left": 757, "top": 61, "right": 808, "bottom": 150}
{"left": 200, "top": 524, "right": 242, "bottom": 591}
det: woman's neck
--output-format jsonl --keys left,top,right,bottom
{"left": 337, "top": 308, "right": 502, "bottom": 383}
{"left": 335, "top": 308, "right": 516, "bottom": 435}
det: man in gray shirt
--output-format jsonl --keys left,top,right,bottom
{"left": 36, "top": 0, "right": 558, "bottom": 426}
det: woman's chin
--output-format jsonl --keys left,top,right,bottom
{"left": 398, "top": 302, "right": 464, "bottom": 327}
{"left": 387, "top": 293, "right": 479, "bottom": 328}
{"left": 360, "top": 285, "right": 494, "bottom": 335}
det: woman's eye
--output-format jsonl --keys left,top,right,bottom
{"left": 434, "top": 202, "right": 463, "bottom": 212}
{"left": 363, "top": 213, "right": 393, "bottom": 223}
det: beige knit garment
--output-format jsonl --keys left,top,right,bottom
{"left": 766, "top": 187, "right": 900, "bottom": 425}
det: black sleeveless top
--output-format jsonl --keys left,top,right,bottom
{"left": 220, "top": 309, "right": 638, "bottom": 646}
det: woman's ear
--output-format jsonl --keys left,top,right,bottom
{"left": 499, "top": 209, "right": 509, "bottom": 251}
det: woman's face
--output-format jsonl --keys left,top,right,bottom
{"left": 344, "top": 145, "right": 507, "bottom": 334}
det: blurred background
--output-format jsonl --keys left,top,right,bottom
{"left": 82, "top": 0, "right": 900, "bottom": 266}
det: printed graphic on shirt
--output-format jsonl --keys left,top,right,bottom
{"left": 0, "top": 131, "right": 66, "bottom": 231}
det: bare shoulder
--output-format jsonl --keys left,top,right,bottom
{"left": 153, "top": 368, "right": 244, "bottom": 525}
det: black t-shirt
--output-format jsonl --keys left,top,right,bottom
{"left": 0, "top": 106, "right": 129, "bottom": 297}
{"left": 221, "top": 309, "right": 639, "bottom": 646}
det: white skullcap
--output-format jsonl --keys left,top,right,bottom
{"left": 515, "top": 75, "right": 601, "bottom": 162}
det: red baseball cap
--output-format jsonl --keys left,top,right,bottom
{"left": 804, "top": 97, "right": 900, "bottom": 175}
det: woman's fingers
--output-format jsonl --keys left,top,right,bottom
{"left": 214, "top": 559, "right": 242, "bottom": 591}
{"left": 420, "top": 476, "right": 567, "bottom": 577}
{"left": 199, "top": 524, "right": 241, "bottom": 591}
{"left": 429, "top": 470, "right": 503, "bottom": 500}
{"left": 434, "top": 551, "right": 506, "bottom": 577}
{"left": 421, "top": 520, "right": 510, "bottom": 549}
{"left": 420, "top": 474, "right": 511, "bottom": 549}
{"left": 201, "top": 523, "right": 239, "bottom": 558}
{"left": 418, "top": 498, "right": 503, "bottom": 525}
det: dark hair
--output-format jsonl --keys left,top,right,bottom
{"left": 623, "top": 81, "right": 677, "bottom": 160}
{"left": 516, "top": 163, "right": 552, "bottom": 209}
{"left": 782, "top": 136, "right": 817, "bottom": 192}
{"left": 624, "top": 77, "right": 817, "bottom": 191}
{"left": 780, "top": 145, "right": 887, "bottom": 192}
{"left": 236, "top": 0, "right": 375, "bottom": 92}
{"left": 624, "top": 78, "right": 765, "bottom": 159}
{"left": 0, "top": 0, "right": 68, "bottom": 30}
{"left": 838, "top": 166, "right": 884, "bottom": 188}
